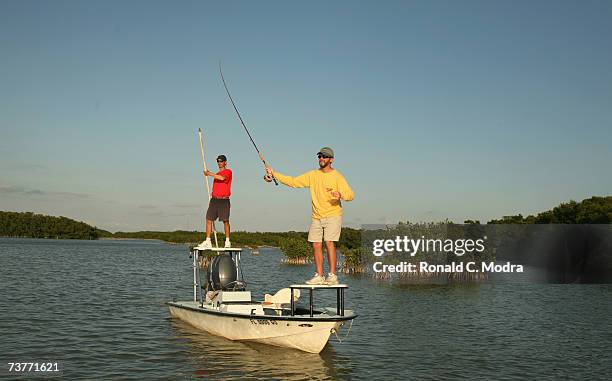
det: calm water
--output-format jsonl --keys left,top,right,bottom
{"left": 1, "top": 238, "right": 611, "bottom": 380}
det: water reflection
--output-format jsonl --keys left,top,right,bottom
{"left": 169, "top": 318, "right": 353, "bottom": 380}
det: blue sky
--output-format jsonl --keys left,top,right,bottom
{"left": 1, "top": 0, "right": 611, "bottom": 232}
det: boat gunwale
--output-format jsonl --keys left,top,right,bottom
{"left": 167, "top": 301, "right": 358, "bottom": 322}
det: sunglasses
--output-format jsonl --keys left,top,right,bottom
{"left": 217, "top": 159, "right": 225, "bottom": 163}
{"left": 317, "top": 153, "right": 332, "bottom": 159}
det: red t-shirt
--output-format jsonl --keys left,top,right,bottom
{"left": 212, "top": 169, "right": 232, "bottom": 198}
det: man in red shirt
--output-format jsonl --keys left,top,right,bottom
{"left": 198, "top": 154, "right": 233, "bottom": 249}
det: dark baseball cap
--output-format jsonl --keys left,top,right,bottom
{"left": 317, "top": 147, "right": 334, "bottom": 158}
{"left": 217, "top": 155, "right": 227, "bottom": 162}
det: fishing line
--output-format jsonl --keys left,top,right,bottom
{"left": 219, "top": 62, "right": 278, "bottom": 185}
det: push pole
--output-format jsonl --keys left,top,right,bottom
{"left": 198, "top": 128, "right": 218, "bottom": 248}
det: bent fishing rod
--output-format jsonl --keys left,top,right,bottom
{"left": 219, "top": 62, "right": 278, "bottom": 185}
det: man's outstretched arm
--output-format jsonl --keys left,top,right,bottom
{"left": 266, "top": 167, "right": 311, "bottom": 188}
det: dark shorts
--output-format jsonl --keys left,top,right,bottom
{"left": 206, "top": 198, "right": 231, "bottom": 221}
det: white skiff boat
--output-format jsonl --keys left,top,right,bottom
{"left": 167, "top": 247, "right": 357, "bottom": 354}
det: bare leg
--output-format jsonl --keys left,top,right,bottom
{"left": 223, "top": 221, "right": 230, "bottom": 239}
{"left": 324, "top": 241, "right": 337, "bottom": 274}
{"left": 312, "top": 242, "right": 324, "bottom": 276}
{"left": 205, "top": 219, "right": 213, "bottom": 239}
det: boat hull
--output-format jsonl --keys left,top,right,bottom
{"left": 168, "top": 301, "right": 354, "bottom": 353}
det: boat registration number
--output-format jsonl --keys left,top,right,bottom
{"left": 249, "top": 319, "right": 278, "bottom": 325}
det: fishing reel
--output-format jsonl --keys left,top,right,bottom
{"left": 263, "top": 174, "right": 273, "bottom": 183}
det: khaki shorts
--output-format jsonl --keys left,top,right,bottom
{"left": 308, "top": 216, "right": 342, "bottom": 242}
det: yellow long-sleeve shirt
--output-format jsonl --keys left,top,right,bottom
{"left": 274, "top": 169, "right": 354, "bottom": 219}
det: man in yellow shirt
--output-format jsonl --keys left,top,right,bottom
{"left": 265, "top": 147, "right": 354, "bottom": 285}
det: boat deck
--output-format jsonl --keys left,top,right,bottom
{"left": 168, "top": 300, "right": 356, "bottom": 322}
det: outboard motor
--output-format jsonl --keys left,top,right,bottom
{"left": 207, "top": 253, "right": 238, "bottom": 290}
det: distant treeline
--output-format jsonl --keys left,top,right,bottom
{"left": 105, "top": 228, "right": 362, "bottom": 252}
{"left": 2, "top": 196, "right": 609, "bottom": 244}
{"left": 99, "top": 228, "right": 361, "bottom": 261}
{"left": 0, "top": 211, "right": 100, "bottom": 240}
{"left": 484, "top": 196, "right": 611, "bottom": 224}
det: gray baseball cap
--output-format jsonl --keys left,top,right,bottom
{"left": 317, "top": 147, "right": 334, "bottom": 158}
